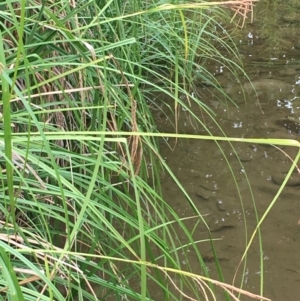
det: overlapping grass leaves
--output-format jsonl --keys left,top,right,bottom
{"left": 0, "top": 0, "right": 278, "bottom": 300}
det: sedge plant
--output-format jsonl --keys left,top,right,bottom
{"left": 0, "top": 0, "right": 275, "bottom": 300}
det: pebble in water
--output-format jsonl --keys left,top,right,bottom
{"left": 271, "top": 172, "right": 300, "bottom": 186}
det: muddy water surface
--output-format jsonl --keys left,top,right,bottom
{"left": 156, "top": 1, "right": 300, "bottom": 300}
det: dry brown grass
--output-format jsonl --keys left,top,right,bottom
{"left": 222, "top": 0, "right": 259, "bottom": 27}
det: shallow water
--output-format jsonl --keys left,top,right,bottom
{"left": 156, "top": 1, "right": 300, "bottom": 300}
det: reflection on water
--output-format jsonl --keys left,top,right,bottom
{"left": 157, "top": 0, "right": 300, "bottom": 300}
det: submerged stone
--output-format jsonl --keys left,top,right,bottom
{"left": 271, "top": 172, "right": 300, "bottom": 186}
{"left": 242, "top": 79, "right": 294, "bottom": 95}
{"left": 225, "top": 78, "right": 297, "bottom": 104}
{"left": 195, "top": 185, "right": 214, "bottom": 200}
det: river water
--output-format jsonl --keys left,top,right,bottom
{"left": 155, "top": 0, "right": 300, "bottom": 300}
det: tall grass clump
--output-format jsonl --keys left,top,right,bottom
{"left": 0, "top": 0, "right": 270, "bottom": 300}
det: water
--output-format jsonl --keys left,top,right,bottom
{"left": 156, "top": 1, "right": 300, "bottom": 300}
